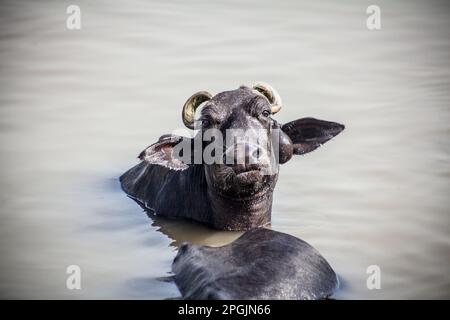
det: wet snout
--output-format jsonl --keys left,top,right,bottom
{"left": 224, "top": 142, "right": 270, "bottom": 174}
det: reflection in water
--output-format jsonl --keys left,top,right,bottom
{"left": 150, "top": 214, "right": 244, "bottom": 248}
{"left": 128, "top": 195, "right": 244, "bottom": 247}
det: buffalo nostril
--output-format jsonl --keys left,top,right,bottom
{"left": 242, "top": 145, "right": 259, "bottom": 165}
{"left": 249, "top": 147, "right": 264, "bottom": 165}
{"left": 225, "top": 143, "right": 268, "bottom": 168}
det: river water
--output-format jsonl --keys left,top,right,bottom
{"left": 0, "top": 0, "right": 449, "bottom": 299}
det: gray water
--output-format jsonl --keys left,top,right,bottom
{"left": 0, "top": 0, "right": 449, "bottom": 299}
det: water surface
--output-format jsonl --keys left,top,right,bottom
{"left": 0, "top": 0, "right": 449, "bottom": 299}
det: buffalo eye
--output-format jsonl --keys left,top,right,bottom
{"left": 202, "top": 119, "right": 211, "bottom": 128}
{"left": 261, "top": 110, "right": 271, "bottom": 118}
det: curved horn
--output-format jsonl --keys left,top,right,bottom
{"left": 253, "top": 82, "right": 282, "bottom": 114}
{"left": 182, "top": 91, "right": 212, "bottom": 129}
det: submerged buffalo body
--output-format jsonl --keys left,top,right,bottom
{"left": 120, "top": 83, "right": 344, "bottom": 230}
{"left": 172, "top": 228, "right": 339, "bottom": 300}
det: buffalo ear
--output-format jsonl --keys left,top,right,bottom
{"left": 281, "top": 117, "right": 345, "bottom": 155}
{"left": 138, "top": 134, "right": 193, "bottom": 170}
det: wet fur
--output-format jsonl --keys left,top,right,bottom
{"left": 172, "top": 228, "right": 339, "bottom": 300}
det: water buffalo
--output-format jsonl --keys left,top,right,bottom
{"left": 172, "top": 228, "right": 339, "bottom": 300}
{"left": 120, "top": 83, "right": 344, "bottom": 230}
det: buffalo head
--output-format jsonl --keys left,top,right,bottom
{"left": 120, "top": 83, "right": 344, "bottom": 230}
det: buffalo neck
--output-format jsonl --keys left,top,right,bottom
{"left": 206, "top": 186, "right": 274, "bottom": 230}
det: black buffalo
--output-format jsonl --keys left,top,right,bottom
{"left": 172, "top": 228, "right": 339, "bottom": 300}
{"left": 120, "top": 83, "right": 344, "bottom": 230}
